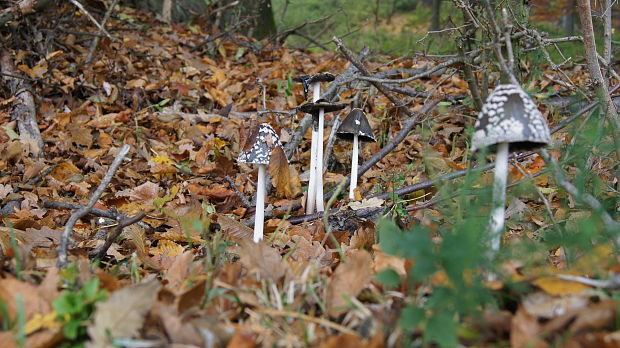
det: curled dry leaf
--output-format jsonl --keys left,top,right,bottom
{"left": 87, "top": 280, "right": 161, "bottom": 348}
{"left": 269, "top": 146, "right": 301, "bottom": 199}
{"left": 326, "top": 250, "right": 373, "bottom": 317}
{"left": 238, "top": 239, "right": 288, "bottom": 282}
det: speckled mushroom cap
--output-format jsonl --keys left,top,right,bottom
{"left": 237, "top": 123, "right": 283, "bottom": 165}
{"left": 295, "top": 73, "right": 336, "bottom": 100}
{"left": 298, "top": 98, "right": 346, "bottom": 114}
{"left": 337, "top": 108, "right": 376, "bottom": 142}
{"left": 471, "top": 84, "right": 550, "bottom": 152}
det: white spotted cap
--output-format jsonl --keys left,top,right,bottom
{"left": 471, "top": 84, "right": 551, "bottom": 152}
{"left": 237, "top": 123, "right": 283, "bottom": 165}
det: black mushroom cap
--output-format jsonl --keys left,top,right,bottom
{"left": 297, "top": 98, "right": 347, "bottom": 114}
{"left": 336, "top": 108, "right": 376, "bottom": 142}
{"left": 471, "top": 84, "right": 551, "bottom": 152}
{"left": 237, "top": 123, "right": 283, "bottom": 165}
{"left": 294, "top": 73, "right": 336, "bottom": 99}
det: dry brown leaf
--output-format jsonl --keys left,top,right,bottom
{"left": 238, "top": 240, "right": 288, "bottom": 282}
{"left": 0, "top": 277, "right": 51, "bottom": 321}
{"left": 50, "top": 162, "right": 81, "bottom": 183}
{"left": 87, "top": 280, "right": 161, "bottom": 348}
{"left": 226, "top": 329, "right": 258, "bottom": 348}
{"left": 163, "top": 251, "right": 193, "bottom": 290}
{"left": 216, "top": 213, "right": 253, "bottom": 241}
{"left": 326, "top": 250, "right": 373, "bottom": 317}
{"left": 511, "top": 306, "right": 547, "bottom": 348}
{"left": 269, "top": 146, "right": 301, "bottom": 199}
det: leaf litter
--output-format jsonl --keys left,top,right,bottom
{"left": 0, "top": 3, "right": 617, "bottom": 348}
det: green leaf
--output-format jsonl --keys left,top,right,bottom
{"left": 377, "top": 218, "right": 402, "bottom": 255}
{"left": 399, "top": 305, "right": 425, "bottom": 330}
{"left": 1, "top": 126, "right": 19, "bottom": 140}
{"left": 82, "top": 278, "right": 100, "bottom": 300}
{"left": 53, "top": 295, "right": 73, "bottom": 316}
{"left": 63, "top": 319, "right": 80, "bottom": 340}
{"left": 424, "top": 310, "right": 458, "bottom": 348}
{"left": 375, "top": 268, "right": 401, "bottom": 288}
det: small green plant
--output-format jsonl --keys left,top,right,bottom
{"left": 53, "top": 267, "right": 108, "bottom": 347}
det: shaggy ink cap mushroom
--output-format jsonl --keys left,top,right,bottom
{"left": 337, "top": 108, "right": 376, "bottom": 142}
{"left": 237, "top": 123, "right": 283, "bottom": 165}
{"left": 298, "top": 98, "right": 346, "bottom": 114}
{"left": 471, "top": 84, "right": 551, "bottom": 152}
{"left": 294, "top": 73, "right": 336, "bottom": 100}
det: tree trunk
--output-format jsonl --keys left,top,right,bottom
{"left": 220, "top": 0, "right": 276, "bottom": 40}
{"left": 430, "top": 0, "right": 441, "bottom": 31}
{"left": 562, "top": 0, "right": 577, "bottom": 35}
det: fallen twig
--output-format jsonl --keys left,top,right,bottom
{"left": 41, "top": 198, "right": 151, "bottom": 232}
{"left": 85, "top": 0, "right": 119, "bottom": 64}
{"left": 225, "top": 175, "right": 251, "bottom": 208}
{"left": 90, "top": 211, "right": 146, "bottom": 260}
{"left": 69, "top": 0, "right": 114, "bottom": 40}
{"left": 57, "top": 145, "right": 131, "bottom": 268}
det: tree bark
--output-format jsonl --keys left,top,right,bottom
{"left": 430, "top": 0, "right": 441, "bottom": 31}
{"left": 576, "top": 0, "right": 620, "bottom": 172}
{"left": 220, "top": 0, "right": 276, "bottom": 39}
{"left": 0, "top": 50, "right": 44, "bottom": 157}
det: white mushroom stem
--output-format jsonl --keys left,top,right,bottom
{"left": 349, "top": 134, "right": 359, "bottom": 200}
{"left": 489, "top": 142, "right": 509, "bottom": 252}
{"left": 313, "top": 82, "right": 325, "bottom": 212}
{"left": 254, "top": 164, "right": 266, "bottom": 243}
{"left": 306, "top": 130, "right": 318, "bottom": 214}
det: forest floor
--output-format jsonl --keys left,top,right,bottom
{"left": 0, "top": 3, "right": 618, "bottom": 348}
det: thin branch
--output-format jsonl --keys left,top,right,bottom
{"left": 41, "top": 198, "right": 153, "bottom": 231}
{"left": 90, "top": 211, "right": 146, "bottom": 260}
{"left": 69, "top": 0, "right": 114, "bottom": 40}
{"left": 57, "top": 145, "right": 131, "bottom": 268}
{"left": 225, "top": 175, "right": 251, "bottom": 208}
{"left": 539, "top": 149, "right": 620, "bottom": 245}
{"left": 85, "top": 0, "right": 119, "bottom": 64}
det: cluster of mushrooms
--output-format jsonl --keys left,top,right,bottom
{"left": 238, "top": 74, "right": 551, "bottom": 251}
{"left": 237, "top": 72, "right": 377, "bottom": 242}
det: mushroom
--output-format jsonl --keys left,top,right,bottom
{"left": 237, "top": 123, "right": 283, "bottom": 242}
{"left": 336, "top": 108, "right": 376, "bottom": 200}
{"left": 295, "top": 73, "right": 335, "bottom": 214}
{"left": 298, "top": 99, "right": 346, "bottom": 212}
{"left": 471, "top": 84, "right": 550, "bottom": 251}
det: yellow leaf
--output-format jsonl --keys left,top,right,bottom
{"left": 25, "top": 311, "right": 61, "bottom": 335}
{"left": 151, "top": 155, "right": 173, "bottom": 165}
{"left": 533, "top": 275, "right": 591, "bottom": 296}
{"left": 269, "top": 146, "right": 301, "bottom": 199}
{"left": 150, "top": 239, "right": 184, "bottom": 256}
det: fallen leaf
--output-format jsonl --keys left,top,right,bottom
{"left": 510, "top": 306, "right": 547, "bottom": 348}
{"left": 238, "top": 240, "right": 288, "bottom": 282}
{"left": 87, "top": 280, "right": 161, "bottom": 348}
{"left": 216, "top": 214, "right": 253, "bottom": 241}
{"left": 326, "top": 250, "right": 373, "bottom": 317}
{"left": 0, "top": 277, "right": 51, "bottom": 321}
{"left": 533, "top": 275, "right": 591, "bottom": 296}
{"left": 269, "top": 146, "right": 301, "bottom": 199}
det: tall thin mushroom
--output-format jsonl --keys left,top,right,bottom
{"left": 298, "top": 99, "right": 346, "bottom": 211}
{"left": 237, "top": 123, "right": 283, "bottom": 242}
{"left": 471, "top": 84, "right": 551, "bottom": 251}
{"left": 295, "top": 73, "right": 335, "bottom": 213}
{"left": 336, "top": 108, "right": 376, "bottom": 200}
